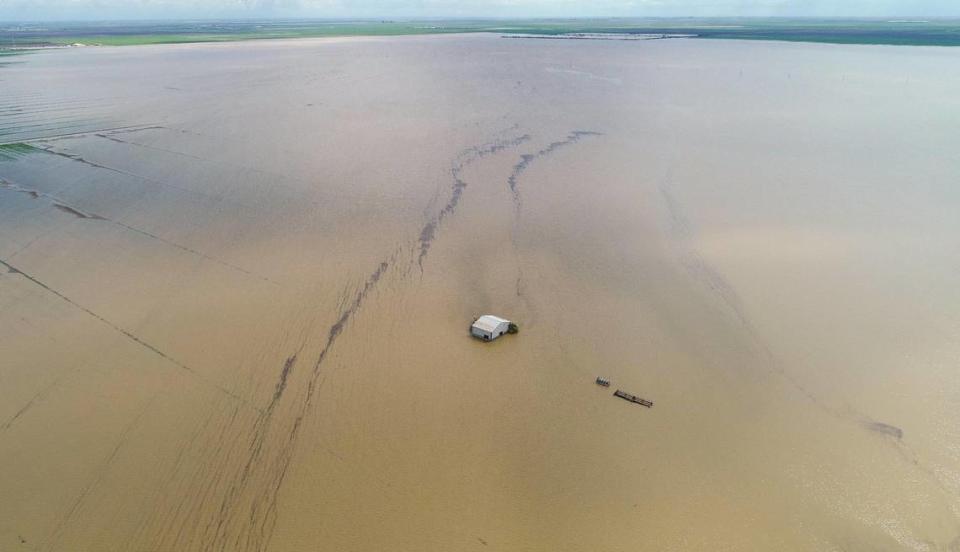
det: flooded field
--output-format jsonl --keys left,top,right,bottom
{"left": 1, "top": 34, "right": 959, "bottom": 551}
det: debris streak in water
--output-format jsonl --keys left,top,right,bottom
{"left": 417, "top": 134, "right": 530, "bottom": 269}
{"left": 507, "top": 130, "right": 601, "bottom": 209}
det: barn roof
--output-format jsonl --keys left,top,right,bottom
{"left": 472, "top": 315, "right": 510, "bottom": 332}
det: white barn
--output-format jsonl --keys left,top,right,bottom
{"left": 471, "top": 315, "right": 511, "bottom": 341}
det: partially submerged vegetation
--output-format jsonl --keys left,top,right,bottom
{"left": 3, "top": 18, "right": 960, "bottom": 49}
{"left": 0, "top": 143, "right": 40, "bottom": 161}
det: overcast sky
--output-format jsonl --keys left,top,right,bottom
{"left": 2, "top": 0, "right": 959, "bottom": 21}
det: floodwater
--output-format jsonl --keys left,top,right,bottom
{"left": 1, "top": 34, "right": 960, "bottom": 551}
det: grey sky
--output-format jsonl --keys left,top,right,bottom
{"left": 2, "top": 0, "right": 959, "bottom": 21}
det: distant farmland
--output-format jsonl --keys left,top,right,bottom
{"left": 3, "top": 18, "right": 960, "bottom": 48}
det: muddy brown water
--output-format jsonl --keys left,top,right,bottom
{"left": 1, "top": 34, "right": 960, "bottom": 551}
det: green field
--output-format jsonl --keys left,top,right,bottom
{"left": 3, "top": 18, "right": 960, "bottom": 49}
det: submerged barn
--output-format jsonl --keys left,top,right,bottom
{"left": 471, "top": 315, "right": 512, "bottom": 341}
